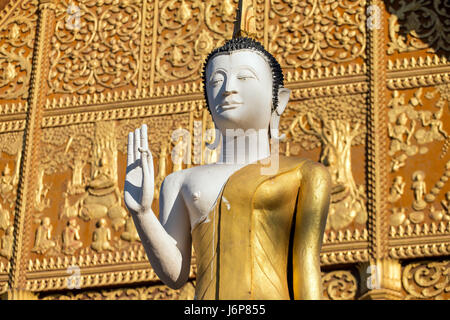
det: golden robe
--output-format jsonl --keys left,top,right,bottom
{"left": 192, "top": 156, "right": 319, "bottom": 300}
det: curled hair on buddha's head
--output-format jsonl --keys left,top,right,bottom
{"left": 202, "top": 37, "right": 284, "bottom": 114}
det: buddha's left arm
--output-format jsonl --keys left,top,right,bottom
{"left": 293, "top": 161, "right": 331, "bottom": 300}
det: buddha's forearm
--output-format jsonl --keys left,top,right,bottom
{"left": 293, "top": 162, "right": 331, "bottom": 300}
{"left": 131, "top": 210, "right": 188, "bottom": 289}
{"left": 293, "top": 247, "right": 323, "bottom": 300}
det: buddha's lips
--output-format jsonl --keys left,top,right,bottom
{"left": 218, "top": 101, "right": 243, "bottom": 109}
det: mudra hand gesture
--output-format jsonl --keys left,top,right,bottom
{"left": 124, "top": 124, "right": 154, "bottom": 215}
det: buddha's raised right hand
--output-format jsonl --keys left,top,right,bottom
{"left": 124, "top": 124, "right": 155, "bottom": 215}
{"left": 123, "top": 124, "right": 191, "bottom": 290}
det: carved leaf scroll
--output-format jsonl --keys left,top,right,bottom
{"left": 268, "top": 0, "right": 366, "bottom": 70}
{"left": 0, "top": 0, "right": 38, "bottom": 100}
{"left": 48, "top": 0, "right": 142, "bottom": 95}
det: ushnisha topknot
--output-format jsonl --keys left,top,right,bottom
{"left": 202, "top": 37, "right": 284, "bottom": 114}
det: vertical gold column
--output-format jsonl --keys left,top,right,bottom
{"left": 364, "top": 0, "right": 402, "bottom": 299}
{"left": 149, "top": 0, "right": 159, "bottom": 94}
{"left": 6, "top": 0, "right": 56, "bottom": 296}
{"left": 367, "top": 0, "right": 388, "bottom": 263}
{"left": 358, "top": 259, "right": 403, "bottom": 300}
{"left": 137, "top": 0, "right": 147, "bottom": 91}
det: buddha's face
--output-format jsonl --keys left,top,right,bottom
{"left": 205, "top": 50, "right": 273, "bottom": 133}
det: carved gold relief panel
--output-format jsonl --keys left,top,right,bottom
{"left": 38, "top": 281, "right": 196, "bottom": 300}
{"left": 47, "top": 0, "right": 143, "bottom": 99}
{"left": 402, "top": 259, "right": 450, "bottom": 300}
{"left": 321, "top": 269, "right": 359, "bottom": 300}
{"left": 37, "top": 268, "right": 364, "bottom": 300}
{"left": 386, "top": 85, "right": 450, "bottom": 260}
{"left": 0, "top": 0, "right": 38, "bottom": 103}
{"left": 279, "top": 92, "right": 370, "bottom": 266}
{"left": 153, "top": 0, "right": 239, "bottom": 85}
{"left": 385, "top": 0, "right": 450, "bottom": 96}
{"left": 0, "top": 131, "right": 23, "bottom": 292}
{"left": 386, "top": 0, "right": 450, "bottom": 63}
{"left": 267, "top": 0, "right": 367, "bottom": 73}
{"left": 26, "top": 113, "right": 192, "bottom": 292}
{"left": 0, "top": 0, "right": 449, "bottom": 299}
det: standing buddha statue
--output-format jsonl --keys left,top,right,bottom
{"left": 124, "top": 0, "right": 331, "bottom": 300}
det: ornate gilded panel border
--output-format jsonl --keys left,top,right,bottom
{"left": 0, "top": 0, "right": 449, "bottom": 299}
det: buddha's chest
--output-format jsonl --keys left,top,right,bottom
{"left": 180, "top": 164, "right": 245, "bottom": 230}
{"left": 253, "top": 170, "right": 301, "bottom": 212}
{"left": 182, "top": 163, "right": 301, "bottom": 231}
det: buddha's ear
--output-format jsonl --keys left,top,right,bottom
{"left": 270, "top": 87, "right": 291, "bottom": 141}
{"left": 275, "top": 87, "right": 291, "bottom": 116}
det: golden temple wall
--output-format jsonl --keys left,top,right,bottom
{"left": 0, "top": 0, "right": 448, "bottom": 300}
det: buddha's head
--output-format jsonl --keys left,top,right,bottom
{"left": 202, "top": 37, "right": 289, "bottom": 135}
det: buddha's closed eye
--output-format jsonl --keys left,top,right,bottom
{"left": 211, "top": 79, "right": 223, "bottom": 87}
{"left": 237, "top": 75, "right": 255, "bottom": 81}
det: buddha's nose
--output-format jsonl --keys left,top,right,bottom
{"left": 222, "top": 89, "right": 237, "bottom": 97}
{"left": 223, "top": 75, "right": 238, "bottom": 97}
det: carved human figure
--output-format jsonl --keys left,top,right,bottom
{"left": 172, "top": 133, "right": 187, "bottom": 172}
{"left": 124, "top": 35, "right": 330, "bottom": 299}
{"left": 204, "top": 122, "right": 220, "bottom": 164}
{"left": 415, "top": 108, "right": 448, "bottom": 144}
{"left": 32, "top": 217, "right": 56, "bottom": 254}
{"left": 158, "top": 144, "right": 168, "bottom": 181}
{"left": 411, "top": 171, "right": 427, "bottom": 211}
{"left": 441, "top": 192, "right": 450, "bottom": 219}
{"left": 388, "top": 176, "right": 406, "bottom": 203}
{"left": 35, "top": 167, "right": 50, "bottom": 212}
{"left": 80, "top": 156, "right": 127, "bottom": 231}
{"left": 90, "top": 157, "right": 112, "bottom": 189}
{"left": 388, "top": 112, "right": 417, "bottom": 156}
{"left": 0, "top": 164, "right": 14, "bottom": 198}
{"left": 154, "top": 143, "right": 169, "bottom": 200}
{"left": 391, "top": 153, "right": 407, "bottom": 172}
{"left": 0, "top": 225, "right": 14, "bottom": 259}
{"left": 120, "top": 216, "right": 140, "bottom": 242}
{"left": 0, "top": 202, "right": 10, "bottom": 230}
{"left": 91, "top": 218, "right": 113, "bottom": 252}
{"left": 60, "top": 192, "right": 79, "bottom": 219}
{"left": 67, "top": 157, "right": 86, "bottom": 195}
{"left": 62, "top": 218, "right": 83, "bottom": 255}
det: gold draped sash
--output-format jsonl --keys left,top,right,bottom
{"left": 191, "top": 156, "right": 308, "bottom": 300}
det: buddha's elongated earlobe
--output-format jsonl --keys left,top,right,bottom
{"left": 270, "top": 87, "right": 290, "bottom": 141}
{"left": 206, "top": 127, "right": 222, "bottom": 150}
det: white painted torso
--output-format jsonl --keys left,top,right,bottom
{"left": 167, "top": 163, "right": 246, "bottom": 232}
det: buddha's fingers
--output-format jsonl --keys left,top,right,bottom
{"left": 127, "top": 132, "right": 134, "bottom": 168}
{"left": 139, "top": 125, "right": 154, "bottom": 209}
{"left": 134, "top": 128, "right": 141, "bottom": 162}
{"left": 140, "top": 124, "right": 154, "bottom": 175}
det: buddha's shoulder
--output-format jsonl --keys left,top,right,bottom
{"left": 277, "top": 156, "right": 330, "bottom": 179}
{"left": 162, "top": 163, "right": 227, "bottom": 187}
{"left": 277, "top": 155, "right": 320, "bottom": 169}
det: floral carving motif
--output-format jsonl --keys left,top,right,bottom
{"left": 48, "top": 0, "right": 142, "bottom": 95}
{"left": 0, "top": 0, "right": 38, "bottom": 100}
{"left": 403, "top": 260, "right": 450, "bottom": 300}
{"left": 155, "top": 0, "right": 236, "bottom": 83}
{"left": 322, "top": 270, "right": 358, "bottom": 300}
{"left": 39, "top": 281, "right": 195, "bottom": 300}
{"left": 268, "top": 0, "right": 366, "bottom": 69}
{"left": 387, "top": 0, "right": 450, "bottom": 55}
